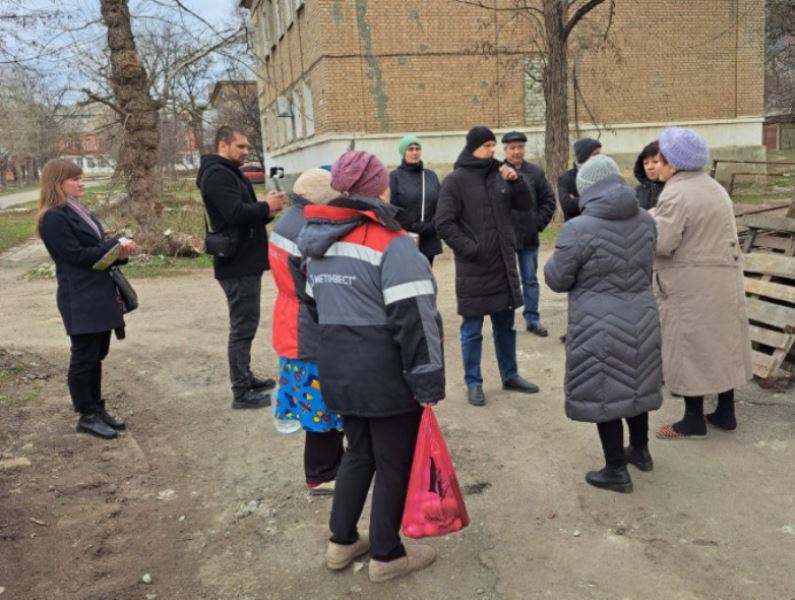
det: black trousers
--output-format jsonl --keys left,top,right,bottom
{"left": 68, "top": 331, "right": 111, "bottom": 415}
{"left": 218, "top": 275, "right": 262, "bottom": 395}
{"left": 596, "top": 412, "right": 649, "bottom": 469}
{"left": 424, "top": 254, "right": 435, "bottom": 267}
{"left": 305, "top": 430, "right": 344, "bottom": 485}
{"left": 329, "top": 411, "right": 422, "bottom": 562}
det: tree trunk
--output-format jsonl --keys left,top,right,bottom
{"left": 100, "top": 0, "right": 162, "bottom": 245}
{"left": 543, "top": 0, "right": 570, "bottom": 201}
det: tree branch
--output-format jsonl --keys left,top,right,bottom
{"left": 160, "top": 28, "right": 244, "bottom": 101}
{"left": 563, "top": 0, "right": 606, "bottom": 42}
{"left": 81, "top": 89, "right": 128, "bottom": 116}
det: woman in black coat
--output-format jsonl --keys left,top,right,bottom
{"left": 37, "top": 159, "right": 136, "bottom": 440}
{"left": 389, "top": 135, "right": 442, "bottom": 265}
{"left": 634, "top": 141, "right": 665, "bottom": 210}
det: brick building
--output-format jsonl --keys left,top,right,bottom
{"left": 242, "top": 0, "right": 765, "bottom": 173}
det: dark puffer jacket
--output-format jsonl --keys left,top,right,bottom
{"left": 543, "top": 175, "right": 662, "bottom": 423}
{"left": 196, "top": 154, "right": 272, "bottom": 280}
{"left": 297, "top": 196, "right": 445, "bottom": 418}
{"left": 512, "top": 161, "right": 557, "bottom": 249}
{"left": 389, "top": 161, "right": 443, "bottom": 258}
{"left": 633, "top": 152, "right": 666, "bottom": 210}
{"left": 435, "top": 151, "right": 532, "bottom": 317}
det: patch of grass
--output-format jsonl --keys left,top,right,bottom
{"left": 0, "top": 208, "right": 36, "bottom": 253}
{"left": 0, "top": 184, "right": 37, "bottom": 197}
{"left": 119, "top": 253, "right": 213, "bottom": 278}
{"left": 539, "top": 223, "right": 560, "bottom": 242}
{"left": 27, "top": 253, "right": 213, "bottom": 279}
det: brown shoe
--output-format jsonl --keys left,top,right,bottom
{"left": 369, "top": 544, "right": 437, "bottom": 583}
{"left": 325, "top": 534, "right": 370, "bottom": 570}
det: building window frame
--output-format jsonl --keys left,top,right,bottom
{"left": 302, "top": 79, "right": 315, "bottom": 137}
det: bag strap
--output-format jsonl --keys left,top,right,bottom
{"left": 420, "top": 170, "right": 426, "bottom": 223}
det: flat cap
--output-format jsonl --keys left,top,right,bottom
{"left": 501, "top": 130, "right": 527, "bottom": 144}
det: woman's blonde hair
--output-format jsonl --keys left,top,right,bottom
{"left": 36, "top": 159, "right": 83, "bottom": 235}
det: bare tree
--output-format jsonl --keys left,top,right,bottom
{"left": 456, "top": 0, "right": 612, "bottom": 189}
{"left": 766, "top": 0, "right": 795, "bottom": 115}
{"left": 0, "top": 67, "right": 65, "bottom": 189}
{"left": 88, "top": 0, "right": 242, "bottom": 247}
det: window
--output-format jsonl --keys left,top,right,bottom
{"left": 302, "top": 79, "right": 315, "bottom": 137}
{"left": 274, "top": 0, "right": 284, "bottom": 39}
{"left": 292, "top": 89, "right": 303, "bottom": 139}
{"left": 257, "top": 2, "right": 271, "bottom": 55}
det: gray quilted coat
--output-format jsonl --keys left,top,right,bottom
{"left": 544, "top": 175, "right": 662, "bottom": 423}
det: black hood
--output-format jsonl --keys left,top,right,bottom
{"left": 633, "top": 151, "right": 650, "bottom": 185}
{"left": 453, "top": 149, "right": 501, "bottom": 174}
{"left": 579, "top": 175, "right": 639, "bottom": 221}
{"left": 197, "top": 154, "right": 242, "bottom": 187}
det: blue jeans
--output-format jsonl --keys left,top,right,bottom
{"left": 460, "top": 309, "right": 518, "bottom": 388}
{"left": 517, "top": 247, "right": 541, "bottom": 326}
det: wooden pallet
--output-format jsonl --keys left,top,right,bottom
{"left": 743, "top": 252, "right": 795, "bottom": 380}
{"left": 741, "top": 215, "right": 795, "bottom": 255}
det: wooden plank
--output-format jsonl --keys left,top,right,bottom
{"left": 748, "top": 324, "right": 794, "bottom": 350}
{"left": 744, "top": 277, "right": 795, "bottom": 304}
{"left": 746, "top": 296, "right": 795, "bottom": 330}
{"left": 752, "top": 349, "right": 777, "bottom": 378}
{"left": 752, "top": 234, "right": 793, "bottom": 252}
{"left": 742, "top": 215, "right": 795, "bottom": 234}
{"left": 743, "top": 253, "right": 795, "bottom": 279}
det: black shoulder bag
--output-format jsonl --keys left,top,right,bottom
{"left": 203, "top": 211, "right": 238, "bottom": 258}
{"left": 109, "top": 266, "right": 138, "bottom": 314}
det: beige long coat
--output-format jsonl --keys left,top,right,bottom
{"left": 653, "top": 170, "right": 753, "bottom": 396}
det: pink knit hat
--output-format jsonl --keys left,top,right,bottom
{"left": 330, "top": 151, "right": 389, "bottom": 198}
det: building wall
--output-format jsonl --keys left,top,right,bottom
{"left": 248, "top": 0, "right": 765, "bottom": 172}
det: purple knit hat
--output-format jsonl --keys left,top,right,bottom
{"left": 330, "top": 151, "right": 389, "bottom": 198}
{"left": 659, "top": 127, "right": 709, "bottom": 171}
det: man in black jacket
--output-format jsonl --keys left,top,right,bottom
{"left": 197, "top": 126, "right": 287, "bottom": 409}
{"left": 502, "top": 131, "right": 557, "bottom": 337}
{"left": 557, "top": 137, "right": 602, "bottom": 221}
{"left": 436, "top": 126, "right": 541, "bottom": 407}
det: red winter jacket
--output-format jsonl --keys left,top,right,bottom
{"left": 268, "top": 196, "right": 318, "bottom": 361}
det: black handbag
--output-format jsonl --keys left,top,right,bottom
{"left": 203, "top": 212, "right": 238, "bottom": 258}
{"left": 109, "top": 266, "right": 138, "bottom": 314}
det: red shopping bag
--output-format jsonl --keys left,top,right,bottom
{"left": 402, "top": 406, "right": 470, "bottom": 539}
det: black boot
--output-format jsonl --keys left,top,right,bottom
{"left": 585, "top": 465, "right": 633, "bottom": 493}
{"left": 706, "top": 390, "right": 737, "bottom": 431}
{"left": 76, "top": 413, "right": 117, "bottom": 440}
{"left": 250, "top": 375, "right": 277, "bottom": 391}
{"left": 672, "top": 397, "right": 707, "bottom": 436}
{"left": 467, "top": 385, "right": 486, "bottom": 406}
{"left": 232, "top": 389, "right": 272, "bottom": 410}
{"left": 97, "top": 400, "right": 126, "bottom": 430}
{"left": 624, "top": 445, "right": 654, "bottom": 472}
{"left": 502, "top": 376, "right": 540, "bottom": 394}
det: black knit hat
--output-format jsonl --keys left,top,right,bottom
{"left": 574, "top": 138, "right": 602, "bottom": 164}
{"left": 465, "top": 126, "right": 497, "bottom": 153}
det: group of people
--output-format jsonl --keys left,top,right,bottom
{"left": 35, "top": 119, "right": 752, "bottom": 583}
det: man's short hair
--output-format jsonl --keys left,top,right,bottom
{"left": 214, "top": 126, "right": 245, "bottom": 150}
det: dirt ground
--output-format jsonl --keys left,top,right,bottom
{"left": 1, "top": 242, "right": 794, "bottom": 600}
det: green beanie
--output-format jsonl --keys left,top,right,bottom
{"left": 399, "top": 135, "right": 421, "bottom": 158}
